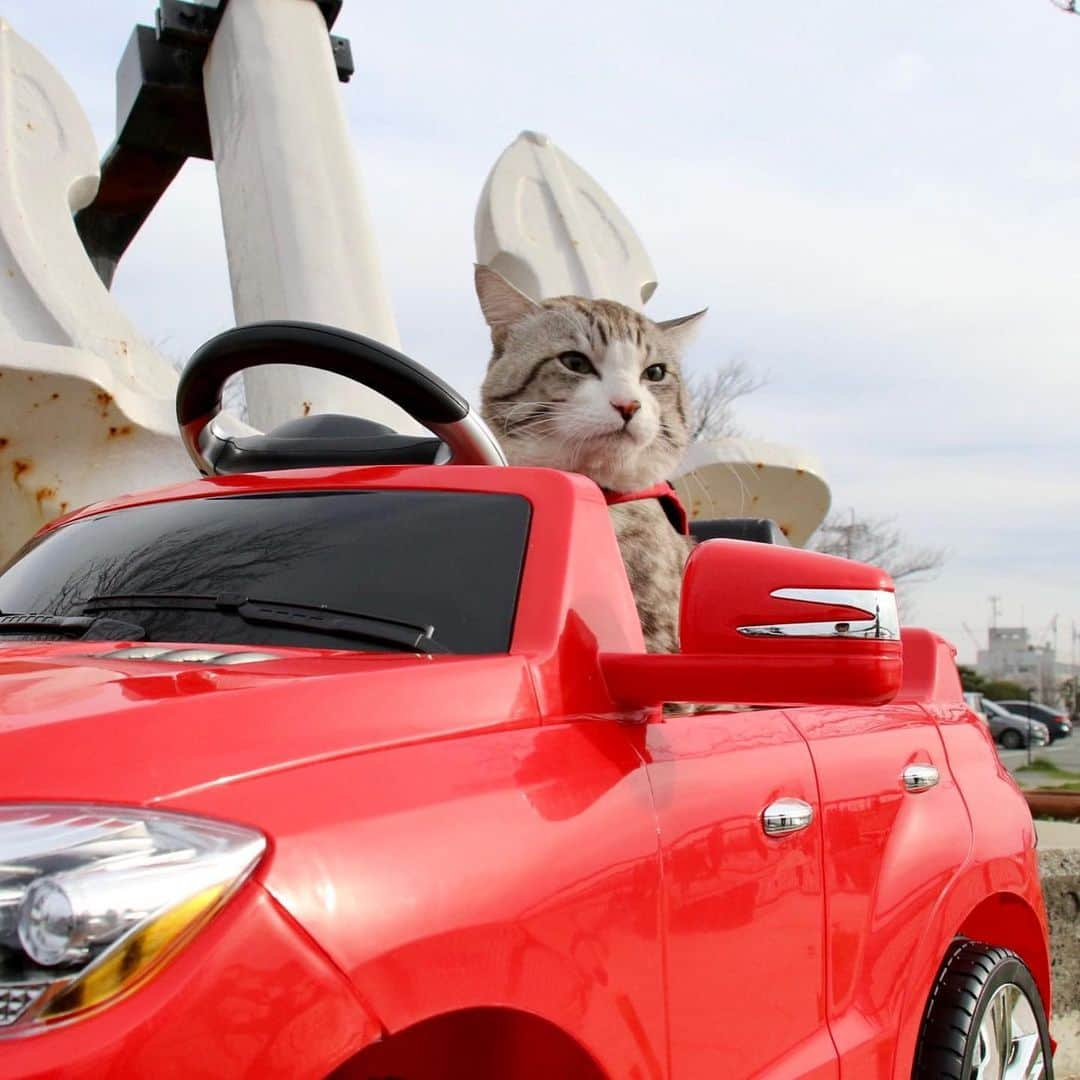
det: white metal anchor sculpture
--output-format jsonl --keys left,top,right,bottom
{"left": 0, "top": 19, "right": 191, "bottom": 564}
{"left": 0, "top": 0, "right": 829, "bottom": 566}
{"left": 476, "top": 129, "right": 830, "bottom": 544}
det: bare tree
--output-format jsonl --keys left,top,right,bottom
{"left": 1049, "top": 0, "right": 1077, "bottom": 13}
{"left": 686, "top": 359, "right": 765, "bottom": 441}
{"left": 808, "top": 510, "right": 945, "bottom": 585}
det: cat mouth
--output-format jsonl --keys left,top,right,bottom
{"left": 601, "top": 424, "right": 646, "bottom": 444}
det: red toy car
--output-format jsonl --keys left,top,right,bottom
{"left": 0, "top": 325, "right": 1053, "bottom": 1078}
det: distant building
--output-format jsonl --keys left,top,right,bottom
{"left": 976, "top": 627, "right": 1058, "bottom": 702}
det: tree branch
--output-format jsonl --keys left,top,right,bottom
{"left": 685, "top": 359, "right": 765, "bottom": 441}
{"left": 808, "top": 511, "right": 945, "bottom": 584}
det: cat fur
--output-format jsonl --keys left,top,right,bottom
{"left": 475, "top": 264, "right": 706, "bottom": 654}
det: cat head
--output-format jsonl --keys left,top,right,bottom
{"left": 476, "top": 265, "right": 706, "bottom": 492}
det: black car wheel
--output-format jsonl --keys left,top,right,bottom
{"left": 914, "top": 940, "right": 1052, "bottom": 1079}
{"left": 999, "top": 729, "right": 1024, "bottom": 751}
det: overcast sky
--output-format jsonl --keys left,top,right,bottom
{"left": 5, "top": 0, "right": 1078, "bottom": 664}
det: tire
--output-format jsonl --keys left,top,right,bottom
{"left": 914, "top": 940, "right": 1053, "bottom": 1079}
{"left": 999, "top": 729, "right": 1024, "bottom": 750}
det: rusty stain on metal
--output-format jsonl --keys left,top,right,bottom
{"left": 302, "top": 400, "right": 312, "bottom": 416}
{"left": 59, "top": 501, "right": 70, "bottom": 514}
{"left": 754, "top": 462, "right": 764, "bottom": 470}
{"left": 108, "top": 425, "right": 133, "bottom": 438}
{"left": 50, "top": 392, "right": 59, "bottom": 400}
{"left": 0, "top": 437, "right": 8, "bottom": 450}
{"left": 12, "top": 459, "right": 31, "bottom": 483}
{"left": 796, "top": 468, "right": 805, "bottom": 476}
{"left": 35, "top": 486, "right": 55, "bottom": 509}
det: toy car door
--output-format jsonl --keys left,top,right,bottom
{"left": 783, "top": 701, "right": 969, "bottom": 1075}
{"left": 645, "top": 707, "right": 835, "bottom": 1079}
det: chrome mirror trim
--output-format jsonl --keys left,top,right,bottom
{"left": 737, "top": 587, "right": 899, "bottom": 641}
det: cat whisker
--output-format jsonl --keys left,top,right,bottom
{"left": 565, "top": 425, "right": 595, "bottom": 471}
{"left": 683, "top": 467, "right": 718, "bottom": 519}
{"left": 488, "top": 400, "right": 571, "bottom": 434}
{"left": 488, "top": 399, "right": 557, "bottom": 414}
{"left": 721, "top": 444, "right": 756, "bottom": 515}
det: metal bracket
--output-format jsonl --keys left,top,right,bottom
{"left": 156, "top": 0, "right": 353, "bottom": 82}
{"left": 75, "top": 0, "right": 354, "bottom": 287}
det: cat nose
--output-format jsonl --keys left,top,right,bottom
{"left": 611, "top": 399, "right": 641, "bottom": 423}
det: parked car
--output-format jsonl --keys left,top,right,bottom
{"left": 963, "top": 690, "right": 989, "bottom": 723}
{"left": 979, "top": 697, "right": 1052, "bottom": 750}
{"left": 995, "top": 699, "right": 1073, "bottom": 743}
{"left": 0, "top": 324, "right": 1054, "bottom": 1078}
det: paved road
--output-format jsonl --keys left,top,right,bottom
{"left": 999, "top": 733, "right": 1080, "bottom": 775}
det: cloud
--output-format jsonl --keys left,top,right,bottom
{"left": 879, "top": 51, "right": 929, "bottom": 95}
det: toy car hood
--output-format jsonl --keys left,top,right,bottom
{"left": 0, "top": 642, "right": 537, "bottom": 806}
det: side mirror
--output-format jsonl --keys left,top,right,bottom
{"left": 600, "top": 539, "right": 902, "bottom": 708}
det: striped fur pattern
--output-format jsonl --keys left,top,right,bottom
{"left": 475, "top": 265, "right": 706, "bottom": 653}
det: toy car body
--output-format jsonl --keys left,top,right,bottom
{"left": 0, "top": 326, "right": 1053, "bottom": 1078}
{"left": 0, "top": 463, "right": 1053, "bottom": 1079}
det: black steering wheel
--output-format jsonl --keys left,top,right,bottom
{"left": 176, "top": 321, "right": 506, "bottom": 476}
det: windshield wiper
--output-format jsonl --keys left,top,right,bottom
{"left": 81, "top": 593, "right": 448, "bottom": 654}
{"left": 0, "top": 612, "right": 145, "bottom": 640}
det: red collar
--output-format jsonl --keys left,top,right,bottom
{"left": 602, "top": 481, "right": 689, "bottom": 535}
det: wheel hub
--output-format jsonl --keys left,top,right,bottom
{"left": 971, "top": 983, "right": 1045, "bottom": 1079}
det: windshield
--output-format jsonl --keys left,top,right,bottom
{"left": 0, "top": 490, "right": 530, "bottom": 654}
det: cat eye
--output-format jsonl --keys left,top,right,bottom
{"left": 558, "top": 351, "right": 595, "bottom": 375}
{"left": 642, "top": 363, "right": 667, "bottom": 382}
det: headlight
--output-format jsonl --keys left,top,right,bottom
{"left": 0, "top": 805, "right": 264, "bottom": 1033}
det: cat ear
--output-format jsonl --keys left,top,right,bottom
{"left": 475, "top": 264, "right": 540, "bottom": 334}
{"left": 656, "top": 308, "right": 708, "bottom": 352}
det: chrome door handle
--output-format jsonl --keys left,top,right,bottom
{"left": 902, "top": 764, "right": 939, "bottom": 793}
{"left": 761, "top": 798, "right": 814, "bottom": 836}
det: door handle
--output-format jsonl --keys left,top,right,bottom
{"left": 902, "top": 764, "right": 939, "bottom": 793}
{"left": 761, "top": 798, "right": 814, "bottom": 836}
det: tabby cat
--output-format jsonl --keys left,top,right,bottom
{"left": 475, "top": 264, "right": 706, "bottom": 654}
